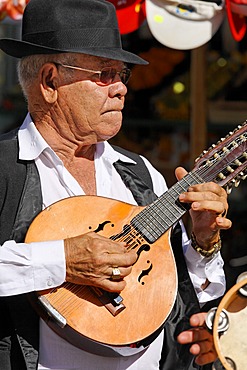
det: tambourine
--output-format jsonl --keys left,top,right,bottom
{"left": 206, "top": 272, "right": 247, "bottom": 370}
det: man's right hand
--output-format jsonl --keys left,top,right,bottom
{"left": 64, "top": 232, "right": 137, "bottom": 292}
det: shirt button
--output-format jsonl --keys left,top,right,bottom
{"left": 47, "top": 277, "right": 54, "bottom": 287}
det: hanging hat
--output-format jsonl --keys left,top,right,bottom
{"left": 146, "top": 0, "right": 225, "bottom": 50}
{"left": 0, "top": 0, "right": 147, "bottom": 64}
{"left": 225, "top": 0, "right": 247, "bottom": 41}
{"left": 0, "top": 0, "right": 29, "bottom": 21}
{"left": 108, "top": 0, "right": 146, "bottom": 34}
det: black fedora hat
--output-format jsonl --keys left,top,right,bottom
{"left": 0, "top": 0, "right": 147, "bottom": 65}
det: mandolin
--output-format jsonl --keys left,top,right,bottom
{"left": 25, "top": 122, "right": 247, "bottom": 357}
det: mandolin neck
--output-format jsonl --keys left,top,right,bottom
{"left": 131, "top": 170, "right": 205, "bottom": 243}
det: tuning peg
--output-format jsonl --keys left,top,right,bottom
{"left": 217, "top": 172, "right": 226, "bottom": 180}
{"left": 234, "top": 159, "right": 242, "bottom": 166}
{"left": 225, "top": 185, "right": 232, "bottom": 194}
{"left": 226, "top": 165, "right": 234, "bottom": 173}
{"left": 216, "top": 137, "right": 226, "bottom": 145}
{"left": 239, "top": 172, "right": 246, "bottom": 180}
{"left": 195, "top": 150, "right": 207, "bottom": 162}
{"left": 234, "top": 179, "right": 240, "bottom": 187}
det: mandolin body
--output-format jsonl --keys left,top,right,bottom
{"left": 25, "top": 195, "right": 177, "bottom": 352}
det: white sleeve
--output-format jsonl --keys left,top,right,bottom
{"left": 140, "top": 155, "right": 226, "bottom": 304}
{"left": 0, "top": 239, "right": 66, "bottom": 296}
{"left": 181, "top": 223, "right": 225, "bottom": 305}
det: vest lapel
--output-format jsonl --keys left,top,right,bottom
{"left": 10, "top": 162, "right": 42, "bottom": 242}
{"left": 114, "top": 160, "right": 157, "bottom": 206}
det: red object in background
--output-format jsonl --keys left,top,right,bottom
{"left": 2, "top": 98, "right": 14, "bottom": 111}
{"left": 0, "top": 0, "right": 29, "bottom": 21}
{"left": 0, "top": 0, "right": 8, "bottom": 20}
{"left": 226, "top": 0, "right": 247, "bottom": 41}
{"left": 108, "top": 0, "right": 146, "bottom": 34}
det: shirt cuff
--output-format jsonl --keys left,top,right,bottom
{"left": 184, "top": 243, "right": 226, "bottom": 304}
{"left": 0, "top": 240, "right": 66, "bottom": 296}
{"left": 32, "top": 240, "right": 66, "bottom": 291}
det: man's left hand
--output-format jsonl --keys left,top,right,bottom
{"left": 176, "top": 167, "right": 232, "bottom": 249}
{"left": 177, "top": 312, "right": 217, "bottom": 366}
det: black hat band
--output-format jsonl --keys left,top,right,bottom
{"left": 23, "top": 28, "right": 122, "bottom": 49}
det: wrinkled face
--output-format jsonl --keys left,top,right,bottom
{"left": 54, "top": 54, "right": 129, "bottom": 144}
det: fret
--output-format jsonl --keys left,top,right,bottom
{"left": 131, "top": 171, "right": 205, "bottom": 243}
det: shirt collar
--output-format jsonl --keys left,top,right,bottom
{"left": 97, "top": 141, "right": 136, "bottom": 166}
{"left": 18, "top": 113, "right": 50, "bottom": 161}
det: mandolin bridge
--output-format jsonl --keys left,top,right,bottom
{"left": 90, "top": 287, "right": 126, "bottom": 316}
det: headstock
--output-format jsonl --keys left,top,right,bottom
{"left": 193, "top": 122, "right": 247, "bottom": 194}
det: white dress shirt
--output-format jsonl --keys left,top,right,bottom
{"left": 0, "top": 114, "right": 225, "bottom": 370}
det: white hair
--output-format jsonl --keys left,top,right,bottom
{"left": 17, "top": 53, "right": 78, "bottom": 98}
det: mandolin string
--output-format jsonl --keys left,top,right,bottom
{"left": 48, "top": 283, "right": 92, "bottom": 313}
{"left": 195, "top": 134, "right": 247, "bottom": 182}
{"left": 185, "top": 134, "right": 246, "bottom": 186}
{"left": 195, "top": 149, "right": 245, "bottom": 182}
{"left": 110, "top": 228, "right": 136, "bottom": 248}
{"left": 50, "top": 283, "right": 72, "bottom": 304}
{"left": 65, "top": 286, "right": 88, "bottom": 314}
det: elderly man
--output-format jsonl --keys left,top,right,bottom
{"left": 0, "top": 0, "right": 230, "bottom": 369}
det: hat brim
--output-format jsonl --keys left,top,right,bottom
{"left": 146, "top": 0, "right": 224, "bottom": 50}
{"left": 0, "top": 38, "right": 148, "bottom": 65}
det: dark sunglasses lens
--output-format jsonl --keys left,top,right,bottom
{"left": 100, "top": 68, "right": 131, "bottom": 85}
{"left": 100, "top": 68, "right": 116, "bottom": 84}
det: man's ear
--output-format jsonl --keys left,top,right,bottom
{"left": 39, "top": 63, "right": 58, "bottom": 103}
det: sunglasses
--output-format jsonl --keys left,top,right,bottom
{"left": 54, "top": 63, "right": 131, "bottom": 85}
